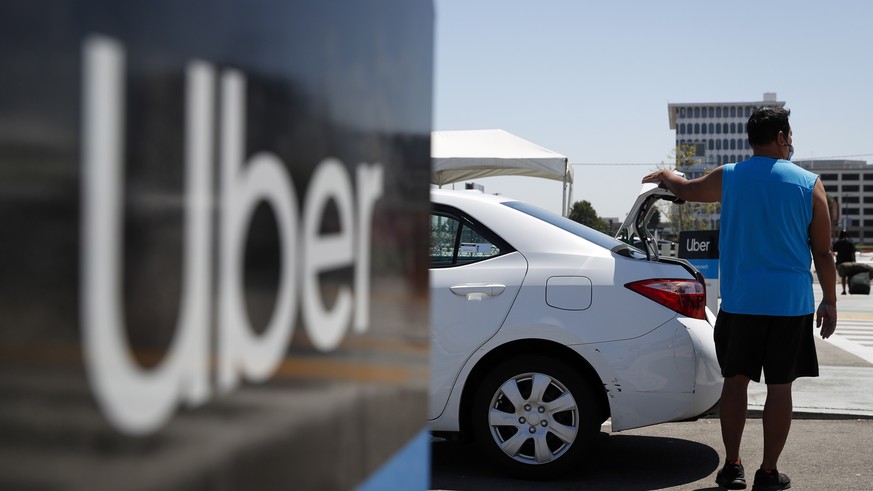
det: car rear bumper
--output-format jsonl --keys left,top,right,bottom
{"left": 580, "top": 315, "right": 722, "bottom": 432}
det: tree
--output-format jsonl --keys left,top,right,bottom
{"left": 568, "top": 200, "right": 610, "bottom": 234}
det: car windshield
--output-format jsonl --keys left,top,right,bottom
{"left": 503, "top": 201, "right": 646, "bottom": 259}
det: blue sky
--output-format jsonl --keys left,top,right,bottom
{"left": 434, "top": 0, "right": 873, "bottom": 218}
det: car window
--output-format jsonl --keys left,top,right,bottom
{"left": 431, "top": 210, "right": 510, "bottom": 268}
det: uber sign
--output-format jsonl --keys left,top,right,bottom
{"left": 82, "top": 36, "right": 385, "bottom": 434}
{"left": 0, "top": 1, "right": 431, "bottom": 489}
{"left": 679, "top": 231, "right": 719, "bottom": 260}
{"left": 679, "top": 230, "right": 720, "bottom": 313}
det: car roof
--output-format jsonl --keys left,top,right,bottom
{"left": 431, "top": 188, "right": 512, "bottom": 205}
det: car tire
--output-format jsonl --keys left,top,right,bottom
{"left": 472, "top": 354, "right": 601, "bottom": 480}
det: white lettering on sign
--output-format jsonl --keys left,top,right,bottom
{"left": 80, "top": 35, "right": 384, "bottom": 435}
{"left": 686, "top": 238, "right": 710, "bottom": 252}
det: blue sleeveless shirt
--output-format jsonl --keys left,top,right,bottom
{"left": 719, "top": 157, "right": 819, "bottom": 316}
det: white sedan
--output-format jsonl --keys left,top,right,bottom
{"left": 428, "top": 187, "right": 721, "bottom": 479}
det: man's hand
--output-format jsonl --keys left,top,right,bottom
{"left": 816, "top": 301, "right": 837, "bottom": 339}
{"left": 642, "top": 170, "right": 668, "bottom": 187}
{"left": 640, "top": 167, "right": 723, "bottom": 203}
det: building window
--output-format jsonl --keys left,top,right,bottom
{"left": 729, "top": 139, "right": 736, "bottom": 150}
{"left": 708, "top": 140, "right": 714, "bottom": 150}
{"left": 843, "top": 185, "right": 860, "bottom": 192}
{"left": 694, "top": 123, "right": 700, "bottom": 134}
{"left": 722, "top": 123, "right": 729, "bottom": 133}
{"left": 709, "top": 107, "right": 714, "bottom": 117}
{"left": 821, "top": 173, "right": 838, "bottom": 181}
{"left": 715, "top": 124, "right": 721, "bottom": 134}
{"left": 729, "top": 122, "right": 736, "bottom": 133}
{"left": 716, "top": 139, "right": 722, "bottom": 150}
{"left": 825, "top": 185, "right": 838, "bottom": 192}
{"left": 730, "top": 107, "right": 737, "bottom": 117}
{"left": 708, "top": 123, "right": 714, "bottom": 134}
{"left": 847, "top": 208, "right": 860, "bottom": 215}
{"left": 716, "top": 107, "right": 722, "bottom": 118}
{"left": 745, "top": 106, "right": 752, "bottom": 117}
{"left": 723, "top": 138, "right": 729, "bottom": 149}
{"left": 739, "top": 122, "right": 745, "bottom": 134}
{"left": 863, "top": 173, "right": 873, "bottom": 181}
{"left": 865, "top": 208, "right": 873, "bottom": 215}
{"left": 694, "top": 107, "right": 700, "bottom": 118}
{"left": 679, "top": 123, "right": 685, "bottom": 134}
{"left": 863, "top": 185, "right": 873, "bottom": 192}
{"left": 679, "top": 108, "right": 686, "bottom": 117}
{"left": 843, "top": 174, "right": 860, "bottom": 181}
{"left": 702, "top": 124, "right": 708, "bottom": 134}
{"left": 864, "top": 196, "right": 873, "bottom": 204}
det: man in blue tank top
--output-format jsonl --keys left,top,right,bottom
{"left": 643, "top": 106, "right": 837, "bottom": 491}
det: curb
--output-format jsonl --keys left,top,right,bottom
{"left": 702, "top": 408, "right": 873, "bottom": 421}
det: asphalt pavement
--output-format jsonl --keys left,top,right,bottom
{"left": 431, "top": 417, "right": 873, "bottom": 490}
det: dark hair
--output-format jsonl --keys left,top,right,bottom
{"left": 747, "top": 106, "right": 791, "bottom": 146}
{"left": 839, "top": 230, "right": 849, "bottom": 240}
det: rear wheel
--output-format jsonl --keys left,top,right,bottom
{"left": 472, "top": 354, "right": 601, "bottom": 479}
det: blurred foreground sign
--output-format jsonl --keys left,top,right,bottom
{"left": 0, "top": 1, "right": 432, "bottom": 489}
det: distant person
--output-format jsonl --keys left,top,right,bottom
{"left": 642, "top": 106, "right": 837, "bottom": 491}
{"left": 833, "top": 230, "right": 856, "bottom": 295}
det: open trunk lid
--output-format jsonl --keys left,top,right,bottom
{"left": 616, "top": 173, "right": 685, "bottom": 262}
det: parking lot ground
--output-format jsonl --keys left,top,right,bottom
{"left": 431, "top": 415, "right": 873, "bottom": 490}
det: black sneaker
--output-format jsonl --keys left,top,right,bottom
{"left": 715, "top": 461, "right": 746, "bottom": 489}
{"left": 751, "top": 468, "right": 791, "bottom": 490}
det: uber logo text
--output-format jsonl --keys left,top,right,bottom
{"left": 81, "top": 35, "right": 384, "bottom": 435}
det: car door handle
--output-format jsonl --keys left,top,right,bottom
{"left": 450, "top": 283, "right": 506, "bottom": 297}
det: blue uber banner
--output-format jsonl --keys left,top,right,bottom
{"left": 679, "top": 230, "right": 719, "bottom": 314}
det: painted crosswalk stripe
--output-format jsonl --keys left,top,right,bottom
{"left": 828, "top": 315, "right": 873, "bottom": 364}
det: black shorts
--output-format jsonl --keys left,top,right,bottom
{"left": 713, "top": 310, "right": 819, "bottom": 384}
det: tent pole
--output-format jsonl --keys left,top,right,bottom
{"left": 561, "top": 160, "right": 568, "bottom": 217}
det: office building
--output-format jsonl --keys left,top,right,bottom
{"left": 668, "top": 92, "right": 785, "bottom": 178}
{"left": 796, "top": 159, "right": 873, "bottom": 242}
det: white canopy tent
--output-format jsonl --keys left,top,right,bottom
{"left": 431, "top": 129, "right": 574, "bottom": 216}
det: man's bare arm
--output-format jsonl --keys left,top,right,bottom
{"left": 642, "top": 167, "right": 723, "bottom": 203}
{"left": 810, "top": 178, "right": 838, "bottom": 338}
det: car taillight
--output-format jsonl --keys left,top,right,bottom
{"left": 625, "top": 279, "right": 706, "bottom": 320}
